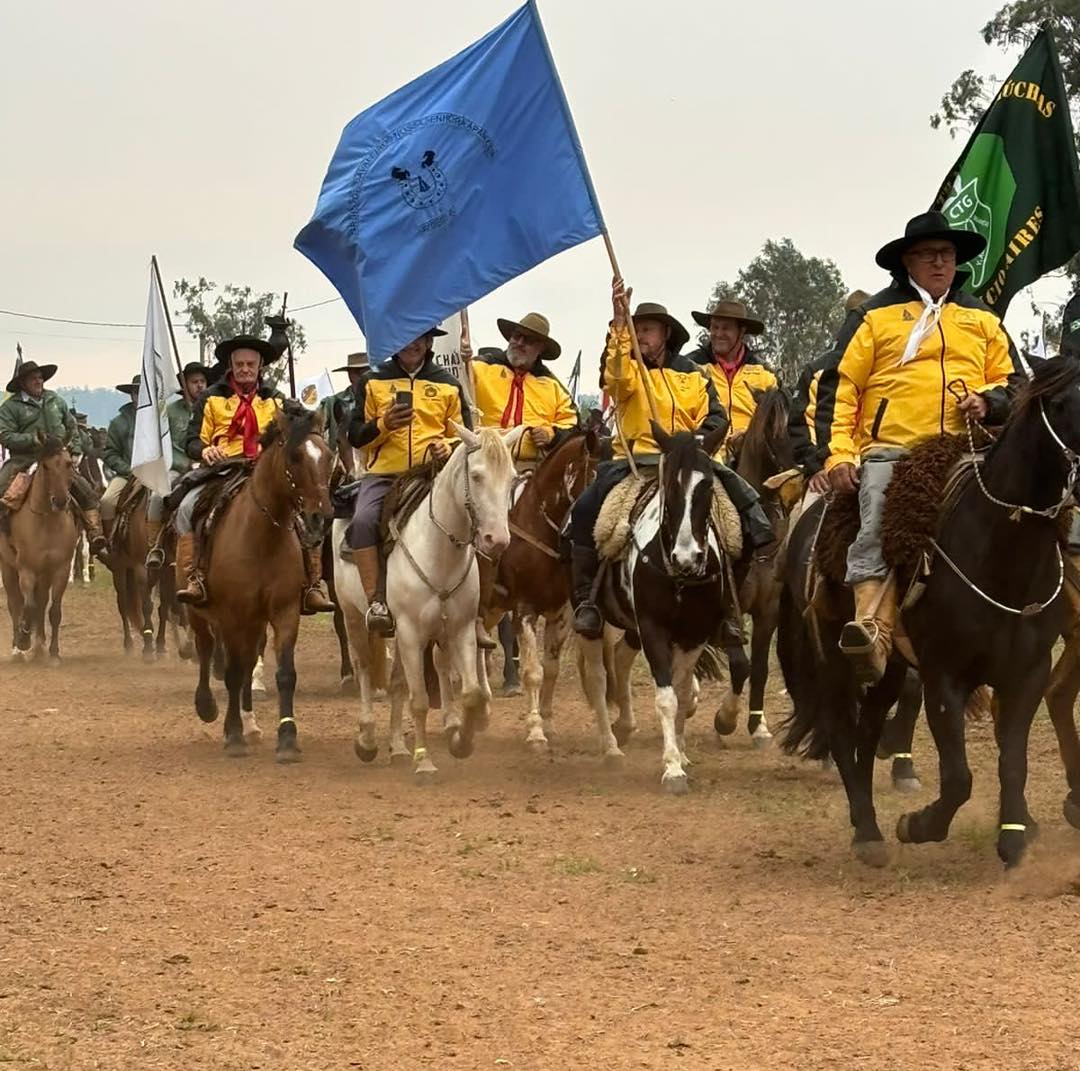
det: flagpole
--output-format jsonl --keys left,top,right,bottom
{"left": 151, "top": 255, "right": 186, "bottom": 380}
{"left": 280, "top": 293, "right": 297, "bottom": 400}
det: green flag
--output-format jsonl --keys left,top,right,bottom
{"left": 931, "top": 26, "right": 1080, "bottom": 314}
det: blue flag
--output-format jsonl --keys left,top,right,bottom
{"left": 294, "top": 1, "right": 604, "bottom": 361}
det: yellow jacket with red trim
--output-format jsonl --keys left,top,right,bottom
{"left": 473, "top": 356, "right": 578, "bottom": 461}
{"left": 689, "top": 345, "right": 778, "bottom": 436}
{"left": 815, "top": 280, "right": 1022, "bottom": 471}
{"left": 185, "top": 380, "right": 283, "bottom": 461}
{"left": 347, "top": 354, "right": 471, "bottom": 475}
{"left": 602, "top": 324, "right": 728, "bottom": 460}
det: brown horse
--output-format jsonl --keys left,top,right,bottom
{"left": 1042, "top": 571, "right": 1080, "bottom": 830}
{"left": 0, "top": 438, "right": 78, "bottom": 660}
{"left": 185, "top": 404, "right": 332, "bottom": 759}
{"left": 490, "top": 428, "right": 601, "bottom": 749}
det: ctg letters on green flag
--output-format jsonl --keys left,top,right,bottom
{"left": 931, "top": 27, "right": 1080, "bottom": 314}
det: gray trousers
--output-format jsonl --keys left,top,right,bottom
{"left": 845, "top": 448, "right": 907, "bottom": 585}
{"left": 346, "top": 475, "right": 396, "bottom": 549}
{"left": 147, "top": 470, "right": 182, "bottom": 522}
{"left": 174, "top": 485, "right": 205, "bottom": 536}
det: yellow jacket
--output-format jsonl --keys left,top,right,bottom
{"left": 690, "top": 346, "right": 778, "bottom": 436}
{"left": 817, "top": 282, "right": 1020, "bottom": 471}
{"left": 602, "top": 324, "right": 727, "bottom": 460}
{"left": 348, "top": 355, "right": 470, "bottom": 475}
{"left": 186, "top": 381, "right": 283, "bottom": 460}
{"left": 473, "top": 356, "right": 578, "bottom": 461}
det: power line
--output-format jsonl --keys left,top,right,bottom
{"left": 0, "top": 307, "right": 148, "bottom": 328}
{"left": 287, "top": 296, "right": 342, "bottom": 312}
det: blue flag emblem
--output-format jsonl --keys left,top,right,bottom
{"left": 295, "top": 1, "right": 604, "bottom": 361}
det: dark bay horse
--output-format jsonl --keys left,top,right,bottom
{"left": 186, "top": 404, "right": 332, "bottom": 760}
{"left": 490, "top": 427, "right": 600, "bottom": 749}
{"left": 0, "top": 438, "right": 78, "bottom": 660}
{"left": 782, "top": 356, "right": 1080, "bottom": 867}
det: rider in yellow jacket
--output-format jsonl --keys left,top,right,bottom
{"left": 816, "top": 212, "right": 1022, "bottom": 682}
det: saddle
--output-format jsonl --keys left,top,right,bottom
{"left": 190, "top": 460, "right": 255, "bottom": 571}
{"left": 379, "top": 459, "right": 439, "bottom": 553}
{"left": 111, "top": 478, "right": 149, "bottom": 550}
{"left": 594, "top": 472, "right": 743, "bottom": 562}
{"left": 0, "top": 467, "right": 34, "bottom": 512}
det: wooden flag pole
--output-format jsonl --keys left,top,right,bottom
{"left": 280, "top": 293, "right": 298, "bottom": 400}
{"left": 602, "top": 232, "right": 661, "bottom": 426}
{"left": 151, "top": 255, "right": 186, "bottom": 380}
{"left": 458, "top": 307, "right": 478, "bottom": 410}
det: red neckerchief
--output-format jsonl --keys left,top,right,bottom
{"left": 715, "top": 342, "right": 746, "bottom": 383}
{"left": 224, "top": 374, "right": 261, "bottom": 458}
{"left": 500, "top": 369, "right": 528, "bottom": 428}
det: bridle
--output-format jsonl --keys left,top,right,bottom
{"left": 250, "top": 437, "right": 319, "bottom": 545}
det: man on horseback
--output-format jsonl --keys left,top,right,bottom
{"left": 145, "top": 361, "right": 209, "bottom": 570}
{"left": 817, "top": 211, "right": 1021, "bottom": 683}
{"left": 688, "top": 299, "right": 777, "bottom": 458}
{"left": 321, "top": 351, "right": 371, "bottom": 456}
{"left": 99, "top": 375, "right": 141, "bottom": 542}
{"left": 343, "top": 327, "right": 471, "bottom": 635}
{"left": 569, "top": 278, "right": 774, "bottom": 640}
{"left": 174, "top": 336, "right": 335, "bottom": 614}
{"left": 0, "top": 359, "right": 109, "bottom": 557}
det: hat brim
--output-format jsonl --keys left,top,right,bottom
{"left": 178, "top": 363, "right": 211, "bottom": 380}
{"left": 875, "top": 227, "right": 987, "bottom": 272}
{"left": 690, "top": 310, "right": 765, "bottom": 335}
{"left": 213, "top": 336, "right": 281, "bottom": 365}
{"left": 496, "top": 318, "right": 561, "bottom": 359}
{"left": 115, "top": 383, "right": 140, "bottom": 395}
{"left": 6, "top": 363, "right": 58, "bottom": 393}
{"left": 632, "top": 313, "right": 690, "bottom": 353}
{"left": 332, "top": 364, "right": 369, "bottom": 373}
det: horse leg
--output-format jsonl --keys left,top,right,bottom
{"left": 717, "top": 641, "right": 750, "bottom": 737}
{"left": 1045, "top": 639, "right": 1080, "bottom": 830}
{"left": 240, "top": 662, "right": 262, "bottom": 743}
{"left": 579, "top": 634, "right": 623, "bottom": 764}
{"left": 397, "top": 625, "right": 436, "bottom": 779}
{"left": 114, "top": 568, "right": 132, "bottom": 653}
{"left": 31, "top": 575, "right": 48, "bottom": 660}
{"left": 137, "top": 569, "right": 155, "bottom": 661}
{"left": 334, "top": 603, "right": 357, "bottom": 693}
{"left": 222, "top": 648, "right": 253, "bottom": 758}
{"left": 519, "top": 613, "right": 548, "bottom": 750}
{"left": 673, "top": 649, "right": 699, "bottom": 768}
{"left": 15, "top": 569, "right": 37, "bottom": 655}
{"left": 880, "top": 669, "right": 923, "bottom": 794}
{"left": 191, "top": 615, "right": 218, "bottom": 723}
{"left": 388, "top": 651, "right": 410, "bottom": 764}
{"left": 897, "top": 677, "right": 972, "bottom": 847}
{"left": 641, "top": 628, "right": 689, "bottom": 795}
{"left": 435, "top": 642, "right": 460, "bottom": 738}
{"left": 609, "top": 636, "right": 638, "bottom": 747}
{"left": 447, "top": 619, "right": 487, "bottom": 761}
{"left": 2, "top": 560, "right": 23, "bottom": 658}
{"left": 538, "top": 606, "right": 570, "bottom": 743}
{"left": 747, "top": 607, "right": 777, "bottom": 749}
{"left": 499, "top": 615, "right": 522, "bottom": 696}
{"left": 271, "top": 612, "right": 301, "bottom": 763}
{"left": 48, "top": 568, "right": 69, "bottom": 661}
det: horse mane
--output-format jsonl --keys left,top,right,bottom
{"left": 1010, "top": 355, "right": 1080, "bottom": 422}
{"left": 260, "top": 400, "right": 320, "bottom": 457}
{"left": 661, "top": 429, "right": 708, "bottom": 476}
{"left": 473, "top": 426, "right": 514, "bottom": 480}
{"left": 38, "top": 436, "right": 66, "bottom": 460}
{"left": 739, "top": 387, "right": 790, "bottom": 475}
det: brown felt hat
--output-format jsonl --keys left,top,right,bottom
{"left": 333, "top": 351, "right": 370, "bottom": 373}
{"left": 631, "top": 302, "right": 690, "bottom": 352}
{"left": 691, "top": 299, "right": 765, "bottom": 335}
{"left": 115, "top": 374, "right": 141, "bottom": 396}
{"left": 497, "top": 312, "right": 561, "bottom": 360}
{"left": 845, "top": 289, "right": 872, "bottom": 312}
{"left": 6, "top": 360, "right": 57, "bottom": 394}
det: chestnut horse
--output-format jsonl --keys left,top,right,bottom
{"left": 185, "top": 404, "right": 332, "bottom": 760}
{"left": 490, "top": 427, "right": 600, "bottom": 749}
{"left": 0, "top": 438, "right": 78, "bottom": 660}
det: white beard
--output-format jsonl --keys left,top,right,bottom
{"left": 507, "top": 346, "right": 533, "bottom": 370}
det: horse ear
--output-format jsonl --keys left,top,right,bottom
{"left": 701, "top": 424, "right": 726, "bottom": 457}
{"left": 584, "top": 427, "right": 601, "bottom": 457}
{"left": 451, "top": 420, "right": 480, "bottom": 450}
{"left": 500, "top": 425, "right": 527, "bottom": 451}
{"left": 332, "top": 399, "right": 346, "bottom": 425}
{"left": 650, "top": 421, "right": 672, "bottom": 452}
{"left": 750, "top": 386, "right": 766, "bottom": 403}
{"left": 309, "top": 406, "right": 325, "bottom": 435}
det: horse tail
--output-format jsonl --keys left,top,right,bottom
{"left": 776, "top": 584, "right": 830, "bottom": 760}
{"left": 368, "top": 632, "right": 388, "bottom": 692}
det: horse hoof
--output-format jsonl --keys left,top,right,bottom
{"left": 195, "top": 695, "right": 218, "bottom": 724}
{"left": 448, "top": 731, "right": 475, "bottom": 760}
{"left": 47, "top": 654, "right": 61, "bottom": 668}
{"left": 242, "top": 724, "right": 263, "bottom": 744}
{"left": 502, "top": 682, "right": 523, "bottom": 698}
{"left": 1064, "top": 796, "right": 1080, "bottom": 831}
{"left": 526, "top": 737, "right": 549, "bottom": 754}
{"left": 224, "top": 738, "right": 247, "bottom": 759}
{"left": 603, "top": 749, "right": 625, "bottom": 768}
{"left": 896, "top": 813, "right": 914, "bottom": 844}
{"left": 354, "top": 740, "right": 379, "bottom": 763}
{"left": 340, "top": 675, "right": 359, "bottom": 696}
{"left": 713, "top": 697, "right": 740, "bottom": 737}
{"left": 751, "top": 727, "right": 773, "bottom": 751}
{"left": 178, "top": 640, "right": 194, "bottom": 661}
{"left": 892, "top": 776, "right": 923, "bottom": 795}
{"left": 389, "top": 751, "right": 410, "bottom": 767}
{"left": 414, "top": 764, "right": 438, "bottom": 783}
{"left": 853, "top": 840, "right": 889, "bottom": 868}
{"left": 275, "top": 745, "right": 302, "bottom": 765}
{"left": 141, "top": 650, "right": 155, "bottom": 664}
{"left": 662, "top": 773, "right": 689, "bottom": 796}
{"left": 611, "top": 722, "right": 633, "bottom": 748}
{"left": 997, "top": 829, "right": 1027, "bottom": 869}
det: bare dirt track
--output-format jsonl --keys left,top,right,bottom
{"left": 3, "top": 579, "right": 1080, "bottom": 1071}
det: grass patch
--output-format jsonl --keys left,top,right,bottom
{"left": 175, "top": 1011, "right": 218, "bottom": 1033}
{"left": 553, "top": 854, "right": 602, "bottom": 877}
{"left": 620, "top": 866, "right": 657, "bottom": 884}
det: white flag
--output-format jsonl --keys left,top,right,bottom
{"left": 131, "top": 266, "right": 176, "bottom": 496}
{"left": 1030, "top": 333, "right": 1047, "bottom": 359}
{"left": 296, "top": 370, "right": 335, "bottom": 410}
{"left": 430, "top": 311, "right": 476, "bottom": 409}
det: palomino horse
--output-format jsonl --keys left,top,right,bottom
{"left": 579, "top": 421, "right": 729, "bottom": 793}
{"left": 491, "top": 427, "right": 601, "bottom": 750}
{"left": 186, "top": 404, "right": 332, "bottom": 759}
{"left": 719, "top": 387, "right": 795, "bottom": 748}
{"left": 70, "top": 437, "right": 106, "bottom": 585}
{"left": 782, "top": 356, "right": 1080, "bottom": 868}
{"left": 355, "top": 424, "right": 523, "bottom": 780}
{"left": 0, "top": 438, "right": 78, "bottom": 660}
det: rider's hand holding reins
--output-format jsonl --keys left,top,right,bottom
{"left": 429, "top": 438, "right": 451, "bottom": 462}
{"left": 830, "top": 462, "right": 860, "bottom": 495}
{"left": 203, "top": 444, "right": 228, "bottom": 465}
{"left": 529, "top": 426, "right": 553, "bottom": 448}
{"left": 958, "top": 393, "right": 989, "bottom": 421}
{"left": 808, "top": 469, "right": 832, "bottom": 495}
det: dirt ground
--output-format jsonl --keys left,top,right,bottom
{"left": 3, "top": 578, "right": 1080, "bottom": 1071}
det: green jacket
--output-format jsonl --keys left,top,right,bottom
{"left": 166, "top": 395, "right": 195, "bottom": 473}
{"left": 0, "top": 390, "right": 81, "bottom": 463}
{"left": 105, "top": 401, "right": 136, "bottom": 477}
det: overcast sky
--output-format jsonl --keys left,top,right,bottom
{"left": 2, "top": 0, "right": 1069, "bottom": 395}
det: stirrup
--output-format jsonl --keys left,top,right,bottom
{"left": 572, "top": 602, "right": 603, "bottom": 640}
{"left": 177, "top": 576, "right": 208, "bottom": 607}
{"left": 146, "top": 545, "right": 166, "bottom": 570}
{"left": 302, "top": 584, "right": 336, "bottom": 615}
{"left": 839, "top": 619, "right": 885, "bottom": 685}
{"left": 366, "top": 601, "right": 395, "bottom": 637}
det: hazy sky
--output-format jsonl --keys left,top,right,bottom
{"left": 2, "top": 0, "right": 1068, "bottom": 395}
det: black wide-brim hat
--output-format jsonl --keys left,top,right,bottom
{"left": 631, "top": 302, "right": 690, "bottom": 352}
{"left": 213, "top": 335, "right": 281, "bottom": 365}
{"left": 875, "top": 210, "right": 987, "bottom": 273}
{"left": 6, "top": 360, "right": 57, "bottom": 394}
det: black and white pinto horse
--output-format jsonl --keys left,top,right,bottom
{"left": 580, "top": 422, "right": 728, "bottom": 794}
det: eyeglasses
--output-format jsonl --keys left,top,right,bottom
{"left": 908, "top": 247, "right": 957, "bottom": 265}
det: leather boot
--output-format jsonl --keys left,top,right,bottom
{"left": 84, "top": 508, "right": 112, "bottom": 565}
{"left": 302, "top": 545, "right": 335, "bottom": 615}
{"left": 570, "top": 546, "right": 603, "bottom": 640}
{"left": 175, "top": 532, "right": 207, "bottom": 606}
{"left": 839, "top": 577, "right": 896, "bottom": 685}
{"left": 145, "top": 518, "right": 166, "bottom": 570}
{"left": 475, "top": 556, "right": 497, "bottom": 650}
{"left": 716, "top": 592, "right": 746, "bottom": 647}
{"left": 356, "top": 545, "right": 394, "bottom": 636}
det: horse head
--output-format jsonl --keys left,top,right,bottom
{"left": 35, "top": 435, "right": 74, "bottom": 512}
{"left": 651, "top": 421, "right": 724, "bottom": 578}
{"left": 264, "top": 402, "right": 333, "bottom": 543}
{"left": 738, "top": 386, "right": 794, "bottom": 488}
{"left": 451, "top": 421, "right": 523, "bottom": 559}
{"left": 529, "top": 427, "right": 601, "bottom": 520}
{"left": 1007, "top": 355, "right": 1080, "bottom": 489}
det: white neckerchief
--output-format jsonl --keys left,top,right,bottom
{"left": 900, "top": 276, "right": 948, "bottom": 365}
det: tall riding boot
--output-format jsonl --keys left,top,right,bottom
{"left": 84, "top": 508, "right": 112, "bottom": 565}
{"left": 358, "top": 545, "right": 394, "bottom": 637}
{"left": 839, "top": 576, "right": 896, "bottom": 685}
{"left": 715, "top": 589, "right": 746, "bottom": 648}
{"left": 302, "top": 545, "right": 336, "bottom": 615}
{"left": 570, "top": 546, "right": 603, "bottom": 640}
{"left": 145, "top": 518, "right": 166, "bottom": 570}
{"left": 175, "top": 532, "right": 208, "bottom": 606}
{"left": 475, "top": 555, "right": 498, "bottom": 650}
